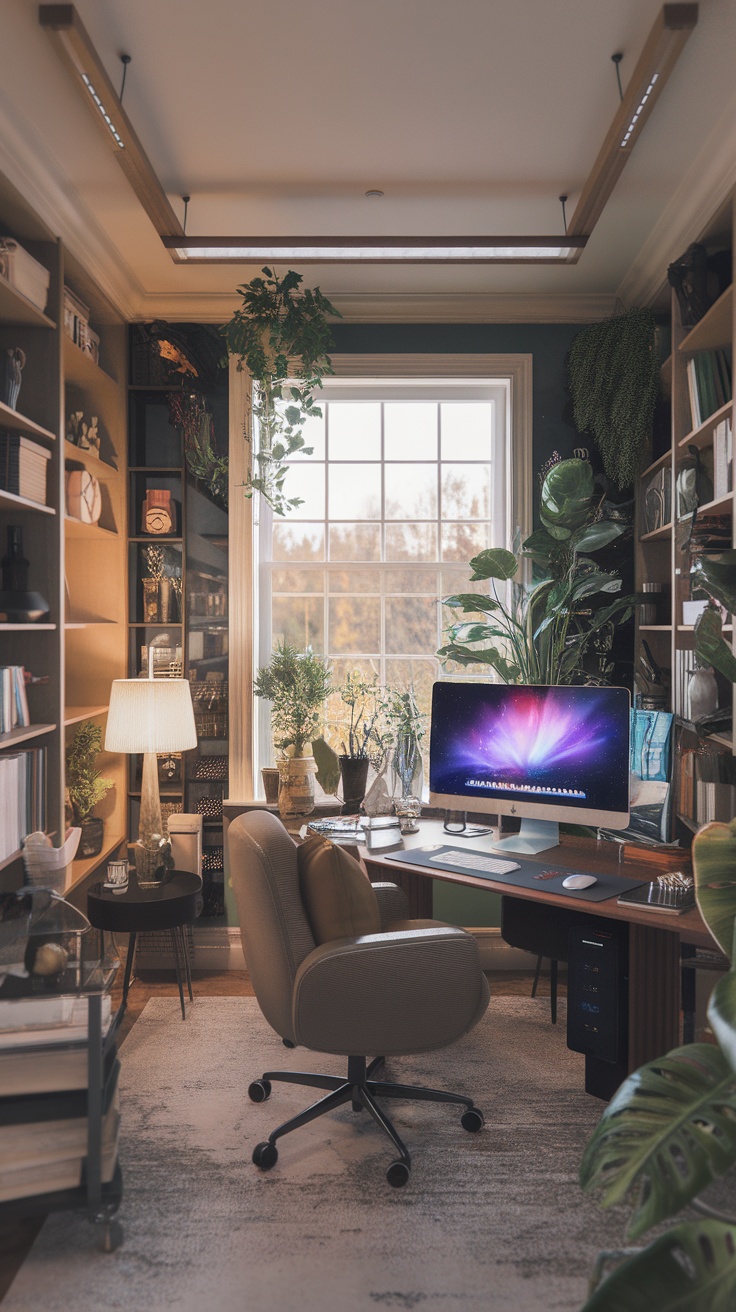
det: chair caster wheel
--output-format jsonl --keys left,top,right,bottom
{"left": 252, "top": 1141, "right": 278, "bottom": 1170}
{"left": 386, "top": 1160, "right": 410, "bottom": 1188}
{"left": 248, "top": 1079, "right": 272, "bottom": 1103}
{"left": 461, "top": 1108, "right": 484, "bottom": 1133}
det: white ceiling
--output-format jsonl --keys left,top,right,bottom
{"left": 1, "top": 0, "right": 735, "bottom": 319}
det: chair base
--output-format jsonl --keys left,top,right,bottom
{"left": 248, "top": 1055, "right": 484, "bottom": 1187}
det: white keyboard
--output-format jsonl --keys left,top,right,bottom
{"left": 428, "top": 849, "right": 521, "bottom": 876}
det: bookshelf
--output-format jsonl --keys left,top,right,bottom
{"left": 0, "top": 168, "right": 127, "bottom": 896}
{"left": 636, "top": 189, "right": 735, "bottom": 837}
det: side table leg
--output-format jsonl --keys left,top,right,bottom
{"left": 170, "top": 929, "right": 186, "bottom": 1020}
{"left": 180, "top": 927, "right": 194, "bottom": 1002}
{"left": 121, "top": 933, "right": 137, "bottom": 1015}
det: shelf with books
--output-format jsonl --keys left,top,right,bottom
{"left": 0, "top": 488, "right": 55, "bottom": 515}
{"left": 0, "top": 722, "right": 55, "bottom": 748}
{"left": 0, "top": 401, "right": 56, "bottom": 445}
{"left": 679, "top": 284, "right": 733, "bottom": 355}
{"left": 677, "top": 399, "right": 732, "bottom": 449}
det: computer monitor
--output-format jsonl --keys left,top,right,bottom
{"left": 429, "top": 682, "right": 630, "bottom": 854}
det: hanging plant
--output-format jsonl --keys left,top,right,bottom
{"left": 567, "top": 307, "right": 659, "bottom": 491}
{"left": 222, "top": 267, "right": 341, "bottom": 515}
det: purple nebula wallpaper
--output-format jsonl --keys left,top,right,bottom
{"left": 429, "top": 683, "right": 629, "bottom": 815}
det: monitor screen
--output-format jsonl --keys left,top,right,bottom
{"left": 429, "top": 682, "right": 630, "bottom": 827}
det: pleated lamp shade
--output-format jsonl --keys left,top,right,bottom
{"left": 105, "top": 678, "right": 197, "bottom": 754}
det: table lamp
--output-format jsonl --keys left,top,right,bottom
{"left": 105, "top": 673, "right": 197, "bottom": 885}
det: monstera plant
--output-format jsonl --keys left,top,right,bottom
{"left": 692, "top": 552, "right": 736, "bottom": 685}
{"left": 578, "top": 820, "right": 736, "bottom": 1311}
{"left": 438, "top": 458, "right": 636, "bottom": 685}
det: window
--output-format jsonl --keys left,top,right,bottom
{"left": 253, "top": 372, "right": 517, "bottom": 779}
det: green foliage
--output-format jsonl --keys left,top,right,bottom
{"left": 383, "top": 687, "right": 425, "bottom": 743}
{"left": 65, "top": 721, "right": 113, "bottom": 822}
{"left": 311, "top": 736, "right": 340, "bottom": 796}
{"left": 567, "top": 308, "right": 659, "bottom": 490}
{"left": 580, "top": 816, "right": 736, "bottom": 1309}
{"left": 580, "top": 1221, "right": 736, "bottom": 1312}
{"left": 336, "top": 672, "right": 391, "bottom": 761}
{"left": 692, "top": 555, "right": 736, "bottom": 682}
{"left": 438, "top": 458, "right": 634, "bottom": 685}
{"left": 254, "top": 643, "right": 331, "bottom": 756}
{"left": 222, "top": 268, "right": 341, "bottom": 515}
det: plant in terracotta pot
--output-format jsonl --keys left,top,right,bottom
{"left": 253, "top": 643, "right": 331, "bottom": 818}
{"left": 65, "top": 721, "right": 114, "bottom": 858}
{"left": 334, "top": 673, "right": 391, "bottom": 815}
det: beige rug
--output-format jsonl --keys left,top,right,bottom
{"left": 3, "top": 995, "right": 627, "bottom": 1311}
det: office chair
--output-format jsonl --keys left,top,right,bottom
{"left": 228, "top": 810, "right": 490, "bottom": 1187}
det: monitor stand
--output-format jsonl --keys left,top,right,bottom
{"left": 492, "top": 819, "right": 560, "bottom": 855}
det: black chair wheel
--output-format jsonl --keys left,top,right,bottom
{"left": 461, "top": 1108, "right": 484, "bottom": 1133}
{"left": 252, "top": 1140, "right": 278, "bottom": 1170}
{"left": 386, "top": 1160, "right": 410, "bottom": 1188}
{"left": 248, "top": 1079, "right": 272, "bottom": 1103}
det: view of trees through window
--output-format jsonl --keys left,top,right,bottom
{"left": 255, "top": 381, "right": 509, "bottom": 786}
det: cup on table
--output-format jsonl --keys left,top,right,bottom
{"left": 105, "top": 859, "right": 129, "bottom": 893}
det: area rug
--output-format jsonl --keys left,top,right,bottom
{"left": 3, "top": 996, "right": 628, "bottom": 1312}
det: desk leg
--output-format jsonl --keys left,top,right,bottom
{"left": 373, "top": 867, "right": 432, "bottom": 919}
{"left": 628, "top": 924, "right": 681, "bottom": 1071}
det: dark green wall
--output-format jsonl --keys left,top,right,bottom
{"left": 331, "top": 320, "right": 588, "bottom": 926}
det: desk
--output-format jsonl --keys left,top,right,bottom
{"left": 363, "top": 820, "right": 715, "bottom": 1077}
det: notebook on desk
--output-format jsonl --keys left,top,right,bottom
{"left": 385, "top": 845, "right": 647, "bottom": 903}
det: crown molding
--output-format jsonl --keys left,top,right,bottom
{"left": 617, "top": 90, "right": 736, "bottom": 309}
{"left": 135, "top": 289, "right": 619, "bottom": 325}
{"left": 0, "top": 90, "right": 145, "bottom": 320}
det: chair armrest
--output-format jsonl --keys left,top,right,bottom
{"left": 293, "top": 927, "right": 490, "bottom": 1056}
{"left": 371, "top": 881, "right": 410, "bottom": 929}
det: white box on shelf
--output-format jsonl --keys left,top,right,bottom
{"left": 682, "top": 599, "right": 709, "bottom": 626}
{"left": 0, "top": 239, "right": 50, "bottom": 312}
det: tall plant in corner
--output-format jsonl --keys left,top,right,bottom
{"left": 223, "top": 268, "right": 341, "bottom": 515}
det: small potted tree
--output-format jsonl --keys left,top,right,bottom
{"left": 65, "top": 721, "right": 114, "bottom": 858}
{"left": 254, "top": 643, "right": 331, "bottom": 817}
{"left": 334, "top": 673, "right": 391, "bottom": 814}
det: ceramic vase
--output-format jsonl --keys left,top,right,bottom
{"left": 277, "top": 755, "right": 317, "bottom": 818}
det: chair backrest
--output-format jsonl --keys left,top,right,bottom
{"left": 228, "top": 810, "right": 316, "bottom": 1042}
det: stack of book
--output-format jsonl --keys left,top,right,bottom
{"left": 686, "top": 349, "right": 732, "bottom": 431}
{"left": 0, "top": 746, "right": 46, "bottom": 862}
{"left": 0, "top": 995, "right": 118, "bottom": 1203}
{"left": 0, "top": 431, "right": 51, "bottom": 505}
{"left": 0, "top": 664, "right": 30, "bottom": 733}
{"left": 713, "top": 416, "right": 733, "bottom": 499}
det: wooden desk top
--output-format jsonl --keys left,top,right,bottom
{"left": 362, "top": 821, "right": 715, "bottom": 949}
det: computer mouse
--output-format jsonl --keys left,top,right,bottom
{"left": 562, "top": 873, "right": 598, "bottom": 890}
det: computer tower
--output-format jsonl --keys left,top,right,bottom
{"left": 567, "top": 924, "right": 628, "bottom": 1100}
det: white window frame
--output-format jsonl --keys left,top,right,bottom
{"left": 227, "top": 353, "right": 532, "bottom": 801}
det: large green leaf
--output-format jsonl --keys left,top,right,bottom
{"left": 580, "top": 1220, "right": 736, "bottom": 1312}
{"left": 442, "top": 593, "right": 501, "bottom": 614}
{"left": 693, "top": 819, "right": 736, "bottom": 961}
{"left": 539, "top": 458, "right": 594, "bottom": 539}
{"left": 445, "top": 622, "right": 507, "bottom": 644}
{"left": 580, "top": 1044, "right": 736, "bottom": 1239}
{"left": 571, "top": 572, "right": 622, "bottom": 601}
{"left": 695, "top": 608, "right": 736, "bottom": 683}
{"left": 691, "top": 552, "right": 736, "bottom": 615}
{"left": 435, "top": 643, "right": 520, "bottom": 682}
{"left": 708, "top": 969, "right": 736, "bottom": 1073}
{"left": 467, "top": 548, "right": 518, "bottom": 581}
{"left": 520, "top": 527, "right": 559, "bottom": 563}
{"left": 571, "top": 521, "right": 627, "bottom": 553}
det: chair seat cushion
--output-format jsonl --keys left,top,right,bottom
{"left": 297, "top": 834, "right": 381, "bottom": 944}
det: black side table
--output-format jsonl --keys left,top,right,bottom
{"left": 87, "top": 871, "right": 203, "bottom": 1020}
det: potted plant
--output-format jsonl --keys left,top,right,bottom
{"left": 254, "top": 643, "right": 331, "bottom": 817}
{"left": 437, "top": 457, "right": 637, "bottom": 685}
{"left": 65, "top": 721, "right": 114, "bottom": 858}
{"left": 334, "top": 673, "right": 391, "bottom": 814}
{"left": 577, "top": 818, "right": 736, "bottom": 1309}
{"left": 384, "top": 688, "right": 426, "bottom": 803}
{"left": 222, "top": 267, "right": 341, "bottom": 515}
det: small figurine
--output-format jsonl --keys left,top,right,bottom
{"left": 86, "top": 416, "right": 100, "bottom": 456}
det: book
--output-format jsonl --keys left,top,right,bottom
{"left": 0, "top": 433, "right": 51, "bottom": 505}
{"left": 0, "top": 745, "right": 47, "bottom": 862}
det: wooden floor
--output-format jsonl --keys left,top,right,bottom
{"left": 0, "top": 964, "right": 562, "bottom": 1301}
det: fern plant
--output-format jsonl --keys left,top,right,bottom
{"left": 567, "top": 308, "right": 659, "bottom": 491}
{"left": 222, "top": 268, "right": 341, "bottom": 515}
{"left": 65, "top": 721, "right": 113, "bottom": 822}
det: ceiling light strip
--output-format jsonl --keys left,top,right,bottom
{"left": 162, "top": 236, "right": 587, "bottom": 265}
{"left": 566, "top": 4, "right": 697, "bottom": 239}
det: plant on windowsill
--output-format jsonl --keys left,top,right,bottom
{"left": 384, "top": 688, "right": 426, "bottom": 803}
{"left": 577, "top": 818, "right": 736, "bottom": 1310}
{"left": 437, "top": 457, "right": 638, "bottom": 685}
{"left": 222, "top": 267, "right": 342, "bottom": 516}
{"left": 333, "top": 672, "right": 391, "bottom": 815}
{"left": 253, "top": 643, "right": 331, "bottom": 818}
{"left": 65, "top": 721, "right": 114, "bottom": 859}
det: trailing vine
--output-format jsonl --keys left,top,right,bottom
{"left": 168, "top": 391, "right": 228, "bottom": 509}
{"left": 222, "top": 268, "right": 341, "bottom": 515}
{"left": 567, "top": 307, "right": 659, "bottom": 491}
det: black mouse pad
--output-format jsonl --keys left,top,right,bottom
{"left": 384, "top": 845, "right": 647, "bottom": 902}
